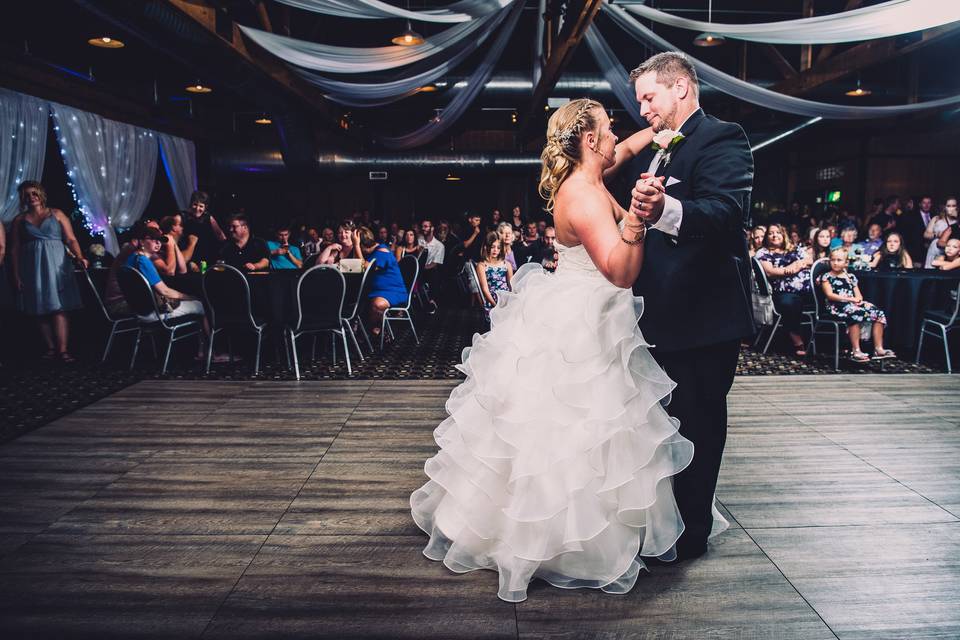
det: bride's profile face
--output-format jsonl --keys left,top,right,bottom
{"left": 586, "top": 110, "right": 618, "bottom": 168}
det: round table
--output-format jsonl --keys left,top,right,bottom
{"left": 853, "top": 269, "right": 960, "bottom": 354}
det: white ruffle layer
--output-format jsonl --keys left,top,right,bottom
{"left": 411, "top": 263, "right": 711, "bottom": 602}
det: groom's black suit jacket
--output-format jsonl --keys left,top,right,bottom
{"left": 620, "top": 108, "right": 756, "bottom": 352}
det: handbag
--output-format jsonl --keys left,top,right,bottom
{"left": 750, "top": 267, "right": 776, "bottom": 326}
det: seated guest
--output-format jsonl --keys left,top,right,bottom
{"left": 158, "top": 215, "right": 189, "bottom": 276}
{"left": 831, "top": 227, "right": 857, "bottom": 252}
{"left": 755, "top": 223, "right": 812, "bottom": 357}
{"left": 857, "top": 223, "right": 883, "bottom": 258}
{"left": 496, "top": 222, "right": 518, "bottom": 271}
{"left": 182, "top": 191, "right": 226, "bottom": 270}
{"left": 356, "top": 227, "right": 408, "bottom": 342}
{"left": 320, "top": 227, "right": 336, "bottom": 249}
{"left": 810, "top": 227, "right": 833, "bottom": 262}
{"left": 510, "top": 205, "right": 524, "bottom": 232}
{"left": 932, "top": 238, "right": 960, "bottom": 271}
{"left": 541, "top": 226, "right": 558, "bottom": 272}
{"left": 869, "top": 232, "right": 913, "bottom": 270}
{"left": 126, "top": 226, "right": 204, "bottom": 321}
{"left": 318, "top": 224, "right": 361, "bottom": 264}
{"left": 926, "top": 197, "right": 958, "bottom": 267}
{"left": 513, "top": 221, "right": 541, "bottom": 266}
{"left": 537, "top": 220, "right": 547, "bottom": 238}
{"left": 103, "top": 220, "right": 164, "bottom": 315}
{"left": 220, "top": 214, "right": 270, "bottom": 271}
{"left": 301, "top": 227, "right": 323, "bottom": 260}
{"left": 267, "top": 225, "right": 303, "bottom": 270}
{"left": 377, "top": 226, "right": 390, "bottom": 246}
{"left": 820, "top": 248, "right": 894, "bottom": 362}
{"left": 747, "top": 225, "right": 766, "bottom": 258}
{"left": 417, "top": 218, "right": 444, "bottom": 311}
{"left": 394, "top": 229, "right": 422, "bottom": 261}
{"left": 489, "top": 209, "right": 502, "bottom": 232}
{"left": 476, "top": 232, "right": 512, "bottom": 320}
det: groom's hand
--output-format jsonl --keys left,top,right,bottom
{"left": 630, "top": 174, "right": 666, "bottom": 225}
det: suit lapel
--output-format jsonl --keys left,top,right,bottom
{"left": 660, "top": 108, "right": 705, "bottom": 179}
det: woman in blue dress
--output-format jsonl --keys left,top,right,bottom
{"left": 358, "top": 227, "right": 409, "bottom": 341}
{"left": 9, "top": 181, "right": 86, "bottom": 362}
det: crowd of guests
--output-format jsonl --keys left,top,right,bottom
{"left": 748, "top": 194, "right": 958, "bottom": 361}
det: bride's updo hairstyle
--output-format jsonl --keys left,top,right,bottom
{"left": 538, "top": 98, "right": 604, "bottom": 212}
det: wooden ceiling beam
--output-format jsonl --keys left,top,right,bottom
{"left": 519, "top": 0, "right": 604, "bottom": 138}
{"left": 760, "top": 43, "right": 798, "bottom": 79}
{"left": 815, "top": 0, "right": 864, "bottom": 64}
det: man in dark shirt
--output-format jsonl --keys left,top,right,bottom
{"left": 220, "top": 214, "right": 270, "bottom": 271}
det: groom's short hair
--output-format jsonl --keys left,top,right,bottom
{"left": 629, "top": 52, "right": 699, "bottom": 98}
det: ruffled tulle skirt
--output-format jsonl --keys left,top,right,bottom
{"left": 411, "top": 263, "right": 708, "bottom": 602}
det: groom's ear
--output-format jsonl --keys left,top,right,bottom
{"left": 675, "top": 77, "right": 690, "bottom": 100}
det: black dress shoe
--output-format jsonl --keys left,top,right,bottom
{"left": 674, "top": 545, "right": 708, "bottom": 561}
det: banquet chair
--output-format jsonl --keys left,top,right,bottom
{"left": 916, "top": 280, "right": 960, "bottom": 373}
{"left": 807, "top": 258, "right": 845, "bottom": 371}
{"left": 202, "top": 263, "right": 268, "bottom": 375}
{"left": 750, "top": 257, "right": 782, "bottom": 354}
{"left": 77, "top": 267, "right": 139, "bottom": 363}
{"left": 343, "top": 257, "right": 377, "bottom": 356}
{"left": 116, "top": 267, "right": 204, "bottom": 374}
{"left": 381, "top": 255, "right": 420, "bottom": 350}
{"left": 287, "top": 265, "right": 352, "bottom": 379}
{"left": 465, "top": 260, "right": 489, "bottom": 328}
{"left": 414, "top": 250, "right": 430, "bottom": 307}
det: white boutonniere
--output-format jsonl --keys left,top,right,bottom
{"left": 651, "top": 129, "right": 685, "bottom": 166}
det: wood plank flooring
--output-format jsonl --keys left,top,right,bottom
{"left": 0, "top": 376, "right": 958, "bottom": 638}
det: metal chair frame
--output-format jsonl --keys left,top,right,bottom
{"left": 916, "top": 280, "right": 960, "bottom": 373}
{"left": 202, "top": 263, "right": 268, "bottom": 376}
{"left": 806, "top": 258, "right": 845, "bottom": 371}
{"left": 382, "top": 255, "right": 420, "bottom": 350}
{"left": 78, "top": 267, "right": 139, "bottom": 362}
{"left": 287, "top": 265, "right": 354, "bottom": 379}
{"left": 750, "top": 257, "right": 783, "bottom": 354}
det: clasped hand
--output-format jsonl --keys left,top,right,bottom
{"left": 630, "top": 173, "right": 666, "bottom": 225}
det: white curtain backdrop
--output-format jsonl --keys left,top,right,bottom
{"left": 380, "top": 0, "right": 525, "bottom": 148}
{"left": 621, "top": 0, "right": 960, "bottom": 45}
{"left": 296, "top": 3, "right": 514, "bottom": 106}
{"left": 0, "top": 88, "right": 48, "bottom": 223}
{"left": 274, "top": 0, "right": 508, "bottom": 22}
{"left": 50, "top": 103, "right": 158, "bottom": 254}
{"left": 158, "top": 133, "right": 197, "bottom": 211}
{"left": 239, "top": 11, "right": 501, "bottom": 74}
{"left": 605, "top": 3, "right": 960, "bottom": 119}
{"left": 583, "top": 25, "right": 646, "bottom": 126}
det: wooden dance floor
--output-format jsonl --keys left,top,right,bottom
{"left": 0, "top": 376, "right": 958, "bottom": 639}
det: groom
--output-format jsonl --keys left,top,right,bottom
{"left": 611, "top": 52, "right": 755, "bottom": 560}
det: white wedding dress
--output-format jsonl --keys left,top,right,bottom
{"left": 410, "top": 222, "right": 726, "bottom": 602}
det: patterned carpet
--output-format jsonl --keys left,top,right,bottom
{"left": 0, "top": 306, "right": 946, "bottom": 443}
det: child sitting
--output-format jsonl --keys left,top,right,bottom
{"left": 476, "top": 231, "right": 512, "bottom": 320}
{"left": 820, "top": 248, "right": 894, "bottom": 362}
{"left": 932, "top": 238, "right": 960, "bottom": 271}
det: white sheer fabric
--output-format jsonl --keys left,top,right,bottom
{"left": 621, "top": 0, "right": 960, "bottom": 45}
{"left": 158, "top": 133, "right": 198, "bottom": 211}
{"left": 50, "top": 103, "right": 158, "bottom": 254}
{"left": 296, "top": 4, "right": 513, "bottom": 107}
{"left": 583, "top": 25, "right": 646, "bottom": 126}
{"left": 380, "top": 0, "right": 524, "bottom": 148}
{"left": 606, "top": 3, "right": 960, "bottom": 119}
{"left": 0, "top": 89, "right": 48, "bottom": 223}
{"left": 239, "top": 13, "right": 500, "bottom": 74}
{"left": 274, "top": 0, "right": 508, "bottom": 22}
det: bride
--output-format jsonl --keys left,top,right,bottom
{"left": 411, "top": 98, "right": 705, "bottom": 602}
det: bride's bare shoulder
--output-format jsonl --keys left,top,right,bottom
{"left": 555, "top": 176, "right": 611, "bottom": 219}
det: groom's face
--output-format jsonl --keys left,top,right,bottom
{"left": 635, "top": 72, "right": 679, "bottom": 133}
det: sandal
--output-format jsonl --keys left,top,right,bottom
{"left": 40, "top": 349, "right": 56, "bottom": 360}
{"left": 850, "top": 350, "right": 871, "bottom": 363}
{"left": 873, "top": 348, "right": 896, "bottom": 360}
{"left": 58, "top": 352, "right": 77, "bottom": 364}
{"left": 793, "top": 346, "right": 807, "bottom": 358}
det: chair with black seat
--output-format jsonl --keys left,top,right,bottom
{"left": 343, "top": 257, "right": 378, "bottom": 356}
{"left": 381, "top": 255, "right": 420, "bottom": 350}
{"left": 750, "top": 257, "right": 782, "bottom": 354}
{"left": 464, "top": 260, "right": 489, "bottom": 328}
{"left": 287, "top": 265, "right": 352, "bottom": 379}
{"left": 202, "top": 263, "right": 268, "bottom": 375}
{"left": 414, "top": 250, "right": 430, "bottom": 307}
{"left": 302, "top": 253, "right": 321, "bottom": 270}
{"left": 916, "top": 279, "right": 960, "bottom": 373}
{"left": 117, "top": 266, "right": 204, "bottom": 374}
{"left": 77, "top": 267, "right": 139, "bottom": 362}
{"left": 807, "top": 258, "right": 845, "bottom": 370}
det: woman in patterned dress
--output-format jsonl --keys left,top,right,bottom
{"left": 754, "top": 224, "right": 813, "bottom": 356}
{"left": 820, "top": 248, "right": 894, "bottom": 362}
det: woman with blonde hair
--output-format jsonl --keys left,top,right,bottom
{"left": 411, "top": 99, "right": 701, "bottom": 602}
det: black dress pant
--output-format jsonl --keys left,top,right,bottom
{"left": 771, "top": 290, "right": 810, "bottom": 334}
{"left": 652, "top": 339, "right": 740, "bottom": 556}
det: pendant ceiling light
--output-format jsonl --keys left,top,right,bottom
{"left": 392, "top": 20, "right": 425, "bottom": 46}
{"left": 445, "top": 171, "right": 461, "bottom": 181}
{"left": 186, "top": 81, "right": 212, "bottom": 94}
{"left": 88, "top": 36, "right": 124, "bottom": 49}
{"left": 845, "top": 75, "right": 872, "bottom": 97}
{"left": 693, "top": 0, "right": 725, "bottom": 47}
{"left": 255, "top": 114, "right": 272, "bottom": 124}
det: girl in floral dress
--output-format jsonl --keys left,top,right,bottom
{"left": 476, "top": 231, "right": 512, "bottom": 320}
{"left": 820, "top": 248, "right": 895, "bottom": 362}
